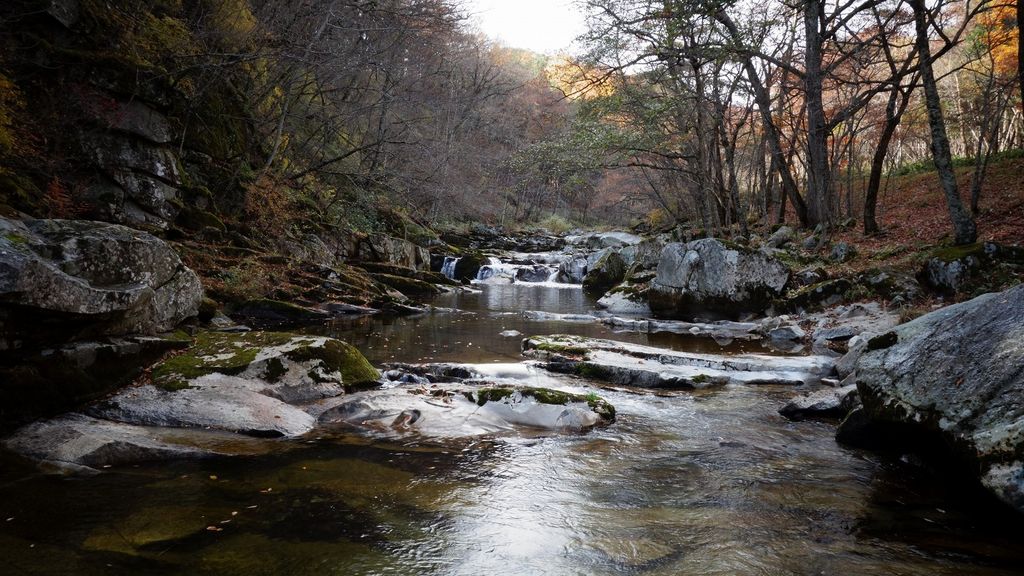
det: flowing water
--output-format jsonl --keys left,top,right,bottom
{"left": 2, "top": 283, "right": 1023, "bottom": 575}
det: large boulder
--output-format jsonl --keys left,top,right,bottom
{"left": 0, "top": 217, "right": 202, "bottom": 349}
{"left": 353, "top": 234, "right": 430, "bottom": 271}
{"left": 3, "top": 331, "right": 382, "bottom": 469}
{"left": 838, "top": 285, "right": 1024, "bottom": 513}
{"left": 648, "top": 239, "right": 790, "bottom": 320}
{"left": 582, "top": 251, "right": 627, "bottom": 296}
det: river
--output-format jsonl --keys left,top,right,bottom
{"left": 1, "top": 283, "right": 1023, "bottom": 575}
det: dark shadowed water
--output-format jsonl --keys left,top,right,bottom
{"left": 1, "top": 283, "right": 1023, "bottom": 575}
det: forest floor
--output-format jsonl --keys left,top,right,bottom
{"left": 831, "top": 154, "right": 1023, "bottom": 265}
{"left": 793, "top": 154, "right": 1024, "bottom": 284}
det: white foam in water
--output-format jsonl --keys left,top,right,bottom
{"left": 441, "top": 256, "right": 460, "bottom": 279}
{"left": 473, "top": 255, "right": 568, "bottom": 286}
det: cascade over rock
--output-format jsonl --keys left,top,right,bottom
{"left": 648, "top": 239, "right": 790, "bottom": 320}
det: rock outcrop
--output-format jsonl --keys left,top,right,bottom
{"left": 319, "top": 384, "right": 615, "bottom": 437}
{"left": 837, "top": 285, "right": 1024, "bottom": 513}
{"left": 582, "top": 251, "right": 627, "bottom": 296}
{"left": 648, "top": 239, "right": 790, "bottom": 320}
{"left": 524, "top": 335, "right": 835, "bottom": 389}
{"left": 0, "top": 217, "right": 202, "bottom": 349}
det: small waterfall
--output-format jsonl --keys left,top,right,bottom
{"left": 475, "top": 257, "right": 505, "bottom": 282}
{"left": 441, "top": 256, "right": 460, "bottom": 279}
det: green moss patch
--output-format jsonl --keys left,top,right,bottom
{"left": 285, "top": 339, "right": 379, "bottom": 388}
{"left": 151, "top": 331, "right": 295, "bottom": 390}
{"left": 471, "top": 386, "right": 616, "bottom": 422}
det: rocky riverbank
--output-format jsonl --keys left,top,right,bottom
{"left": 2, "top": 214, "right": 1023, "bottom": 516}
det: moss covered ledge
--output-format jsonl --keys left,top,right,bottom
{"left": 151, "top": 330, "right": 379, "bottom": 392}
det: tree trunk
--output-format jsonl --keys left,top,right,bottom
{"left": 804, "top": 0, "right": 832, "bottom": 230}
{"left": 910, "top": 0, "right": 977, "bottom": 244}
{"left": 715, "top": 10, "right": 809, "bottom": 227}
{"left": 1018, "top": 0, "right": 1024, "bottom": 114}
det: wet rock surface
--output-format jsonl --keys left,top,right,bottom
{"left": 839, "top": 284, "right": 1024, "bottom": 512}
{"left": 779, "top": 383, "right": 859, "bottom": 420}
{"left": 319, "top": 383, "right": 615, "bottom": 438}
{"left": 523, "top": 335, "right": 836, "bottom": 389}
{"left": 0, "top": 217, "right": 202, "bottom": 349}
{"left": 648, "top": 239, "right": 790, "bottom": 321}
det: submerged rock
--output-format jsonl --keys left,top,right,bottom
{"left": 4, "top": 331, "right": 381, "bottom": 469}
{"left": 779, "top": 383, "right": 859, "bottom": 420}
{"left": 0, "top": 217, "right": 202, "bottom": 349}
{"left": 838, "top": 284, "right": 1024, "bottom": 513}
{"left": 319, "top": 384, "right": 614, "bottom": 437}
{"left": 4, "top": 413, "right": 280, "bottom": 472}
{"left": 523, "top": 335, "right": 835, "bottom": 389}
{"left": 648, "top": 239, "right": 790, "bottom": 321}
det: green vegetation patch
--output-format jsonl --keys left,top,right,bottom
{"left": 151, "top": 331, "right": 295, "bottom": 390}
{"left": 472, "top": 386, "right": 616, "bottom": 422}
{"left": 533, "top": 341, "right": 590, "bottom": 357}
{"left": 285, "top": 339, "right": 379, "bottom": 387}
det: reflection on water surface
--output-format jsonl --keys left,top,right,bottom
{"left": 1, "top": 283, "right": 1023, "bottom": 575}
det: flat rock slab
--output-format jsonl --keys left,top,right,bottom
{"left": 5, "top": 413, "right": 281, "bottom": 472}
{"left": 523, "top": 335, "right": 835, "bottom": 389}
{"left": 88, "top": 374, "right": 318, "bottom": 438}
{"left": 319, "top": 384, "right": 615, "bottom": 438}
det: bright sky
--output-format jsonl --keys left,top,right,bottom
{"left": 462, "top": 0, "right": 587, "bottom": 54}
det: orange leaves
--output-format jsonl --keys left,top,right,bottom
{"left": 978, "top": 3, "right": 1018, "bottom": 78}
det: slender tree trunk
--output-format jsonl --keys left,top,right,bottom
{"left": 864, "top": 92, "right": 903, "bottom": 235}
{"left": 910, "top": 0, "right": 977, "bottom": 244}
{"left": 804, "top": 0, "right": 831, "bottom": 230}
{"left": 715, "top": 11, "right": 809, "bottom": 227}
{"left": 1019, "top": 0, "right": 1024, "bottom": 113}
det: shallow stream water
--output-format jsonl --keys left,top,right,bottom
{"left": 2, "top": 284, "right": 1023, "bottom": 575}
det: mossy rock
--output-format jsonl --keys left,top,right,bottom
{"left": 151, "top": 331, "right": 379, "bottom": 391}
{"left": 929, "top": 243, "right": 986, "bottom": 263}
{"left": 369, "top": 273, "right": 442, "bottom": 298}
{"left": 452, "top": 251, "right": 486, "bottom": 282}
{"left": 285, "top": 339, "right": 379, "bottom": 389}
{"left": 151, "top": 330, "right": 296, "bottom": 390}
{"left": 470, "top": 386, "right": 615, "bottom": 422}
{"left": 583, "top": 251, "right": 627, "bottom": 297}
{"left": 197, "top": 296, "right": 219, "bottom": 322}
{"left": 777, "top": 278, "right": 853, "bottom": 312}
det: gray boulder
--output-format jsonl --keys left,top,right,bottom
{"left": 839, "top": 285, "right": 1024, "bottom": 513}
{"left": 830, "top": 241, "right": 857, "bottom": 263}
{"left": 556, "top": 253, "right": 589, "bottom": 284}
{"left": 353, "top": 234, "right": 430, "bottom": 270}
{"left": 648, "top": 239, "right": 790, "bottom": 320}
{"left": 0, "top": 217, "right": 202, "bottom": 349}
{"left": 766, "top": 226, "right": 795, "bottom": 249}
{"left": 779, "top": 383, "right": 859, "bottom": 420}
{"left": 582, "top": 251, "right": 627, "bottom": 296}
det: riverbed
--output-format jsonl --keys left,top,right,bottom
{"left": 1, "top": 283, "right": 1023, "bottom": 575}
